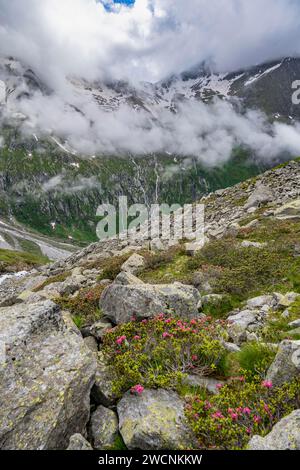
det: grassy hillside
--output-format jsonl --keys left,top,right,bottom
{"left": 0, "top": 248, "right": 49, "bottom": 273}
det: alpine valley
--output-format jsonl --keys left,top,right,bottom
{"left": 1, "top": 56, "right": 300, "bottom": 261}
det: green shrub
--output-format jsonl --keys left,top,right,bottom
{"left": 109, "top": 435, "right": 127, "bottom": 451}
{"left": 261, "top": 298, "right": 300, "bottom": 343}
{"left": 97, "top": 254, "right": 132, "bottom": 281}
{"left": 186, "top": 376, "right": 300, "bottom": 450}
{"left": 102, "top": 315, "right": 228, "bottom": 398}
{"left": 73, "top": 315, "right": 86, "bottom": 329}
{"left": 55, "top": 284, "right": 105, "bottom": 326}
{"left": 236, "top": 343, "right": 276, "bottom": 378}
{"left": 202, "top": 295, "right": 239, "bottom": 319}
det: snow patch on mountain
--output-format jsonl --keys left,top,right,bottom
{"left": 244, "top": 62, "right": 283, "bottom": 86}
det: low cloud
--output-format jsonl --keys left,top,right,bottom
{"left": 11, "top": 87, "right": 300, "bottom": 166}
{"left": 0, "top": 0, "right": 300, "bottom": 85}
{"left": 42, "top": 173, "right": 100, "bottom": 193}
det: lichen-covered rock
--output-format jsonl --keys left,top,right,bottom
{"left": 121, "top": 254, "right": 145, "bottom": 275}
{"left": 275, "top": 292, "right": 300, "bottom": 308}
{"left": 241, "top": 240, "right": 267, "bottom": 249}
{"left": 89, "top": 406, "right": 119, "bottom": 450}
{"left": 100, "top": 281, "right": 201, "bottom": 324}
{"left": 266, "top": 340, "right": 300, "bottom": 387}
{"left": 67, "top": 434, "right": 93, "bottom": 450}
{"left": 222, "top": 341, "right": 241, "bottom": 353}
{"left": 115, "top": 271, "right": 144, "bottom": 286}
{"left": 227, "top": 309, "right": 264, "bottom": 344}
{"left": 84, "top": 336, "right": 99, "bottom": 353}
{"left": 274, "top": 199, "right": 300, "bottom": 221}
{"left": 244, "top": 183, "right": 273, "bottom": 210}
{"left": 89, "top": 320, "right": 113, "bottom": 341}
{"left": 246, "top": 295, "right": 274, "bottom": 309}
{"left": 289, "top": 319, "right": 300, "bottom": 329}
{"left": 183, "top": 376, "right": 225, "bottom": 395}
{"left": 0, "top": 300, "right": 96, "bottom": 450}
{"left": 91, "top": 352, "right": 117, "bottom": 407}
{"left": 248, "top": 410, "right": 300, "bottom": 450}
{"left": 117, "top": 389, "right": 194, "bottom": 450}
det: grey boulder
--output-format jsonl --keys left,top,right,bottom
{"left": 90, "top": 406, "right": 119, "bottom": 450}
{"left": 100, "top": 281, "right": 201, "bottom": 324}
{"left": 0, "top": 300, "right": 96, "bottom": 450}
{"left": 274, "top": 199, "right": 300, "bottom": 221}
{"left": 248, "top": 410, "right": 300, "bottom": 450}
{"left": 118, "top": 389, "right": 193, "bottom": 450}
{"left": 121, "top": 254, "right": 145, "bottom": 275}
{"left": 244, "top": 183, "right": 273, "bottom": 210}
{"left": 266, "top": 340, "right": 300, "bottom": 387}
{"left": 67, "top": 434, "right": 93, "bottom": 450}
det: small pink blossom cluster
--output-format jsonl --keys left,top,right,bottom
{"left": 212, "top": 411, "right": 224, "bottom": 420}
{"left": 116, "top": 335, "right": 127, "bottom": 345}
{"left": 230, "top": 376, "right": 246, "bottom": 383}
{"left": 130, "top": 384, "right": 144, "bottom": 395}
{"left": 262, "top": 380, "right": 273, "bottom": 389}
{"left": 208, "top": 405, "right": 263, "bottom": 424}
{"left": 162, "top": 332, "right": 173, "bottom": 339}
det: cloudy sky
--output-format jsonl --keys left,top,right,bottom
{"left": 0, "top": 0, "right": 300, "bottom": 84}
{"left": 1, "top": 0, "right": 300, "bottom": 163}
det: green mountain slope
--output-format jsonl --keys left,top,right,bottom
{"left": 0, "top": 134, "right": 266, "bottom": 244}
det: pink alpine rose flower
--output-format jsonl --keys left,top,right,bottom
{"left": 262, "top": 380, "right": 273, "bottom": 389}
{"left": 212, "top": 411, "right": 224, "bottom": 420}
{"left": 116, "top": 335, "right": 127, "bottom": 345}
{"left": 130, "top": 384, "right": 144, "bottom": 395}
{"left": 162, "top": 332, "right": 172, "bottom": 338}
{"left": 253, "top": 415, "right": 261, "bottom": 424}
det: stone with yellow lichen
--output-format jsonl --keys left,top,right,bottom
{"left": 117, "top": 388, "right": 195, "bottom": 450}
{"left": 0, "top": 300, "right": 96, "bottom": 449}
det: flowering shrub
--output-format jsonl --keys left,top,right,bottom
{"left": 185, "top": 376, "right": 300, "bottom": 450}
{"left": 56, "top": 284, "right": 105, "bottom": 325}
{"left": 102, "top": 314, "right": 228, "bottom": 397}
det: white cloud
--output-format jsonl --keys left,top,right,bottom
{"left": 13, "top": 88, "right": 300, "bottom": 164}
{"left": 0, "top": 0, "right": 300, "bottom": 85}
{"left": 1, "top": 0, "right": 300, "bottom": 167}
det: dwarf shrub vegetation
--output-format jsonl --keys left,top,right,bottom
{"left": 137, "top": 219, "right": 300, "bottom": 316}
{"left": 102, "top": 315, "right": 228, "bottom": 397}
{"left": 235, "top": 343, "right": 277, "bottom": 378}
{"left": 186, "top": 376, "right": 300, "bottom": 450}
{"left": 56, "top": 284, "right": 105, "bottom": 326}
